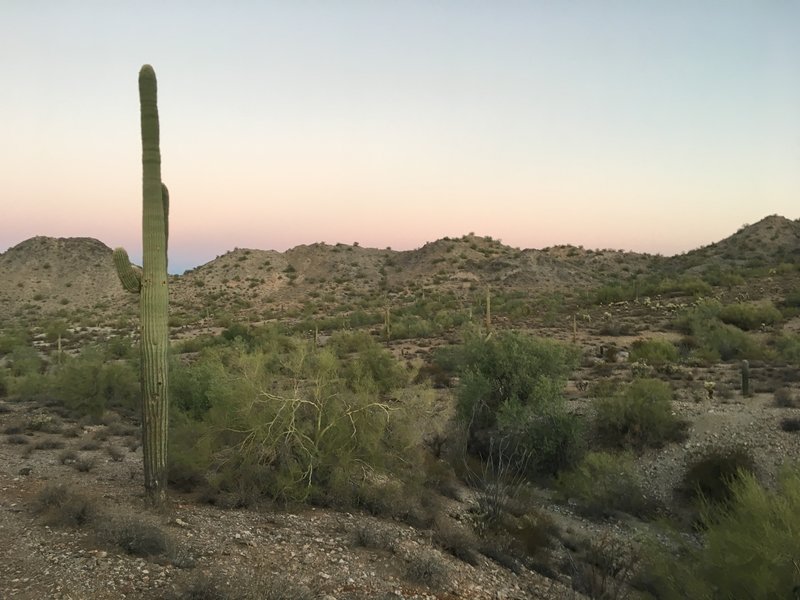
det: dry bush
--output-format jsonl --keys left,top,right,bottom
{"left": 96, "top": 513, "right": 173, "bottom": 557}
{"left": 33, "top": 437, "right": 65, "bottom": 450}
{"left": 565, "top": 533, "right": 641, "bottom": 600}
{"left": 73, "top": 456, "right": 96, "bottom": 472}
{"left": 34, "top": 483, "right": 98, "bottom": 527}
{"left": 107, "top": 446, "right": 125, "bottom": 462}
{"left": 58, "top": 448, "right": 77, "bottom": 464}
{"left": 405, "top": 550, "right": 450, "bottom": 590}
{"left": 6, "top": 434, "right": 29, "bottom": 445}
{"left": 79, "top": 439, "right": 101, "bottom": 451}
{"left": 433, "top": 517, "right": 481, "bottom": 565}
{"left": 775, "top": 387, "right": 799, "bottom": 408}
{"left": 352, "top": 521, "right": 396, "bottom": 552}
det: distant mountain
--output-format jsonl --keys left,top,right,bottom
{"left": 674, "top": 215, "right": 800, "bottom": 274}
{"left": 1, "top": 216, "right": 797, "bottom": 326}
{"left": 0, "top": 236, "right": 134, "bottom": 322}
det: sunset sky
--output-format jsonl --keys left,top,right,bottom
{"left": 2, "top": 2, "right": 799, "bottom": 274}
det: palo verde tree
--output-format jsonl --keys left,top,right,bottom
{"left": 113, "top": 64, "right": 170, "bottom": 507}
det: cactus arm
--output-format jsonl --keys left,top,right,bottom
{"left": 161, "top": 183, "right": 169, "bottom": 269}
{"left": 113, "top": 247, "right": 142, "bottom": 293}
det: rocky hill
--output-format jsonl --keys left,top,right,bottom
{"left": 2, "top": 216, "right": 799, "bottom": 327}
{"left": 0, "top": 237, "right": 135, "bottom": 323}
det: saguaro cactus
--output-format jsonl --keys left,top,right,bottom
{"left": 741, "top": 359, "right": 751, "bottom": 398}
{"left": 113, "top": 64, "right": 170, "bottom": 507}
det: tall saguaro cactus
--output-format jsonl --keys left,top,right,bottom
{"left": 113, "top": 65, "right": 170, "bottom": 507}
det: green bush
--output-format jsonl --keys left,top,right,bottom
{"left": 594, "top": 378, "right": 688, "bottom": 450}
{"left": 628, "top": 338, "right": 679, "bottom": 366}
{"left": 8, "top": 345, "right": 43, "bottom": 376}
{"left": 51, "top": 349, "right": 139, "bottom": 417}
{"left": 169, "top": 337, "right": 429, "bottom": 505}
{"left": 646, "top": 469, "right": 800, "bottom": 598}
{"left": 557, "top": 451, "right": 656, "bottom": 518}
{"left": 718, "top": 301, "right": 781, "bottom": 331}
{"left": 457, "top": 330, "right": 578, "bottom": 437}
{"left": 678, "top": 445, "right": 756, "bottom": 505}
{"left": 495, "top": 401, "right": 586, "bottom": 477}
{"left": 675, "top": 301, "right": 766, "bottom": 362}
{"left": 775, "top": 333, "right": 800, "bottom": 365}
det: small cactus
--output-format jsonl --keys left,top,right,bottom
{"left": 741, "top": 360, "right": 751, "bottom": 397}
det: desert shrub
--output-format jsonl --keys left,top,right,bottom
{"left": 33, "top": 437, "right": 65, "bottom": 450}
{"left": 169, "top": 337, "right": 429, "bottom": 506}
{"left": 678, "top": 445, "right": 757, "bottom": 505}
{"left": 339, "top": 340, "right": 407, "bottom": 395}
{"left": 557, "top": 451, "right": 657, "bottom": 519}
{"left": 494, "top": 401, "right": 586, "bottom": 477}
{"left": 0, "top": 370, "right": 7, "bottom": 397}
{"left": 7, "top": 345, "right": 43, "bottom": 376}
{"left": 352, "top": 521, "right": 396, "bottom": 551}
{"left": 774, "top": 386, "right": 799, "bottom": 408}
{"left": 6, "top": 434, "right": 29, "bottom": 445}
{"left": 50, "top": 348, "right": 139, "bottom": 417}
{"left": 781, "top": 417, "right": 800, "bottom": 432}
{"left": 97, "top": 513, "right": 173, "bottom": 556}
{"left": 7, "top": 371, "right": 49, "bottom": 401}
{"left": 567, "top": 533, "right": 642, "bottom": 600}
{"left": 646, "top": 469, "right": 800, "bottom": 598}
{"left": 74, "top": 456, "right": 96, "bottom": 472}
{"left": 170, "top": 354, "right": 222, "bottom": 419}
{"left": 174, "top": 571, "right": 314, "bottom": 600}
{"left": 404, "top": 550, "right": 450, "bottom": 589}
{"left": 34, "top": 483, "right": 98, "bottom": 527}
{"left": 697, "top": 321, "right": 763, "bottom": 361}
{"left": 594, "top": 378, "right": 688, "bottom": 451}
{"left": 628, "top": 338, "right": 679, "bottom": 366}
{"left": 718, "top": 301, "right": 781, "bottom": 331}
{"left": 107, "top": 446, "right": 125, "bottom": 461}
{"left": 775, "top": 333, "right": 800, "bottom": 365}
{"left": 675, "top": 302, "right": 764, "bottom": 362}
{"left": 434, "top": 518, "right": 481, "bottom": 565}
{"left": 0, "top": 329, "right": 30, "bottom": 356}
{"left": 457, "top": 330, "right": 578, "bottom": 443}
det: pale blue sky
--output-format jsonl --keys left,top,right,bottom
{"left": 2, "top": 1, "right": 799, "bottom": 273}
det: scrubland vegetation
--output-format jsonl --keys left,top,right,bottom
{"left": 3, "top": 218, "right": 800, "bottom": 597}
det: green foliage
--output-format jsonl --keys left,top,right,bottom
{"left": 557, "top": 451, "right": 656, "bottom": 519}
{"left": 494, "top": 401, "right": 586, "bottom": 477}
{"left": 0, "top": 329, "right": 30, "bottom": 356}
{"left": 628, "top": 338, "right": 679, "bottom": 366}
{"left": 593, "top": 275, "right": 712, "bottom": 305}
{"left": 646, "top": 469, "right": 800, "bottom": 599}
{"left": 457, "top": 330, "right": 578, "bottom": 436}
{"left": 675, "top": 301, "right": 764, "bottom": 362}
{"left": 8, "top": 345, "right": 43, "bottom": 376}
{"left": 594, "top": 378, "right": 688, "bottom": 450}
{"left": 717, "top": 301, "right": 781, "bottom": 331}
{"left": 678, "top": 445, "right": 756, "bottom": 505}
{"left": 169, "top": 336, "right": 429, "bottom": 505}
{"left": 775, "top": 333, "right": 800, "bottom": 365}
{"left": 48, "top": 348, "right": 139, "bottom": 417}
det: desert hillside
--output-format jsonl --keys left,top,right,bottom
{"left": 1, "top": 214, "right": 800, "bottom": 599}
